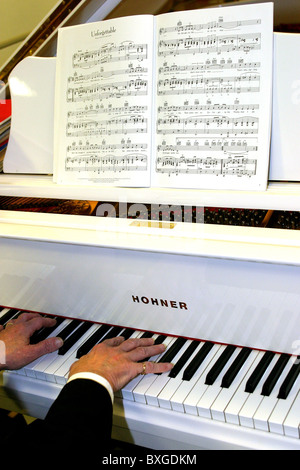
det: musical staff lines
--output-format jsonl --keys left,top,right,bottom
{"left": 157, "top": 115, "right": 258, "bottom": 136}
{"left": 158, "top": 73, "right": 260, "bottom": 96}
{"left": 158, "top": 33, "right": 261, "bottom": 57}
{"left": 67, "top": 78, "right": 148, "bottom": 102}
{"left": 159, "top": 18, "right": 261, "bottom": 36}
{"left": 72, "top": 42, "right": 148, "bottom": 68}
{"left": 158, "top": 138, "right": 258, "bottom": 153}
{"left": 66, "top": 115, "right": 147, "bottom": 137}
{"left": 65, "top": 154, "right": 148, "bottom": 174}
{"left": 153, "top": 4, "right": 272, "bottom": 189}
{"left": 156, "top": 155, "right": 257, "bottom": 177}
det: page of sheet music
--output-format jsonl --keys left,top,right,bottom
{"left": 53, "top": 15, "right": 155, "bottom": 186}
{"left": 152, "top": 3, "right": 273, "bottom": 191}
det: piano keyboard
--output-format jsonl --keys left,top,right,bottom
{"left": 1, "top": 307, "right": 300, "bottom": 445}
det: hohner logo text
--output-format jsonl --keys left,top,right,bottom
{"left": 132, "top": 295, "right": 188, "bottom": 310}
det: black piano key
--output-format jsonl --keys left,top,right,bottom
{"left": 99, "top": 326, "right": 124, "bottom": 342}
{"left": 140, "top": 331, "right": 154, "bottom": 339}
{"left": 120, "top": 328, "right": 135, "bottom": 340}
{"left": 221, "top": 347, "right": 252, "bottom": 388}
{"left": 58, "top": 322, "right": 93, "bottom": 355}
{"left": 183, "top": 341, "right": 214, "bottom": 381}
{"left": 158, "top": 337, "right": 187, "bottom": 364}
{"left": 261, "top": 353, "right": 290, "bottom": 396}
{"left": 56, "top": 319, "right": 82, "bottom": 342}
{"left": 30, "top": 316, "right": 65, "bottom": 344}
{"left": 245, "top": 350, "right": 275, "bottom": 393}
{"left": 168, "top": 340, "right": 199, "bottom": 378}
{"left": 205, "top": 345, "right": 236, "bottom": 386}
{"left": 154, "top": 334, "right": 167, "bottom": 345}
{"left": 0, "top": 308, "right": 20, "bottom": 326}
{"left": 277, "top": 356, "right": 300, "bottom": 399}
{"left": 76, "top": 324, "right": 111, "bottom": 358}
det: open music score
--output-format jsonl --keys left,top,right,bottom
{"left": 53, "top": 3, "right": 273, "bottom": 190}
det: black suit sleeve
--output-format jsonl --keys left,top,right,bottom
{"left": 5, "top": 379, "right": 113, "bottom": 452}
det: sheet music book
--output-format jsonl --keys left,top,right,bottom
{"left": 53, "top": 3, "right": 273, "bottom": 190}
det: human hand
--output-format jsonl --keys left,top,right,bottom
{"left": 0, "top": 312, "right": 63, "bottom": 370}
{"left": 69, "top": 335, "right": 173, "bottom": 392}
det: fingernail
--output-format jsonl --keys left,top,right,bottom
{"left": 54, "top": 337, "right": 64, "bottom": 348}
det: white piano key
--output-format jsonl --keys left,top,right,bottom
{"left": 196, "top": 347, "right": 242, "bottom": 419}
{"left": 224, "top": 350, "right": 266, "bottom": 425}
{"left": 132, "top": 336, "right": 175, "bottom": 404}
{"left": 238, "top": 353, "right": 280, "bottom": 428}
{"left": 120, "top": 333, "right": 162, "bottom": 401}
{"left": 144, "top": 339, "right": 193, "bottom": 407}
{"left": 269, "top": 372, "right": 300, "bottom": 435}
{"left": 113, "top": 330, "right": 142, "bottom": 399}
{"left": 253, "top": 356, "right": 295, "bottom": 432}
{"left": 283, "top": 390, "right": 300, "bottom": 438}
{"left": 183, "top": 344, "right": 225, "bottom": 416}
{"left": 23, "top": 319, "right": 71, "bottom": 378}
{"left": 53, "top": 324, "right": 101, "bottom": 384}
{"left": 23, "top": 319, "right": 72, "bottom": 379}
{"left": 158, "top": 341, "right": 204, "bottom": 410}
{"left": 211, "top": 349, "right": 259, "bottom": 422}
{"left": 170, "top": 342, "right": 218, "bottom": 413}
{"left": 32, "top": 321, "right": 85, "bottom": 382}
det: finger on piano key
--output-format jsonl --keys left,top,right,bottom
{"left": 57, "top": 326, "right": 136, "bottom": 386}
{"left": 120, "top": 331, "right": 156, "bottom": 401}
{"left": 23, "top": 319, "right": 74, "bottom": 378}
{"left": 238, "top": 352, "right": 283, "bottom": 428}
{"left": 76, "top": 324, "right": 111, "bottom": 358}
{"left": 43, "top": 322, "right": 102, "bottom": 384}
{"left": 57, "top": 322, "right": 93, "bottom": 355}
{"left": 144, "top": 339, "right": 192, "bottom": 407}
{"left": 283, "top": 389, "right": 300, "bottom": 438}
{"left": 183, "top": 344, "right": 224, "bottom": 416}
{"left": 157, "top": 340, "right": 203, "bottom": 409}
{"left": 196, "top": 346, "right": 242, "bottom": 419}
{"left": 52, "top": 324, "right": 104, "bottom": 384}
{"left": 114, "top": 330, "right": 142, "bottom": 399}
{"left": 30, "top": 316, "right": 65, "bottom": 344}
{"left": 253, "top": 356, "right": 295, "bottom": 432}
{"left": 224, "top": 350, "right": 266, "bottom": 425}
{"left": 269, "top": 368, "right": 300, "bottom": 435}
{"left": 132, "top": 336, "right": 176, "bottom": 404}
{"left": 0, "top": 308, "right": 21, "bottom": 326}
{"left": 210, "top": 349, "right": 259, "bottom": 422}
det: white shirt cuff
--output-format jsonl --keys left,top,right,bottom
{"left": 67, "top": 372, "right": 114, "bottom": 404}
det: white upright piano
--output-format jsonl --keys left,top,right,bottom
{"left": 0, "top": 0, "right": 300, "bottom": 451}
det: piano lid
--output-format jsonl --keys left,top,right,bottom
{"left": 0, "top": 0, "right": 173, "bottom": 86}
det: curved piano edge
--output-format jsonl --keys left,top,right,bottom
{"left": 1, "top": 372, "right": 300, "bottom": 451}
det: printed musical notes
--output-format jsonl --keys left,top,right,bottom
{"left": 153, "top": 3, "right": 273, "bottom": 190}
{"left": 53, "top": 4, "right": 273, "bottom": 190}
{"left": 54, "top": 15, "right": 154, "bottom": 186}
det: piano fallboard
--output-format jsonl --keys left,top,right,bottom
{"left": 0, "top": 212, "right": 300, "bottom": 355}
